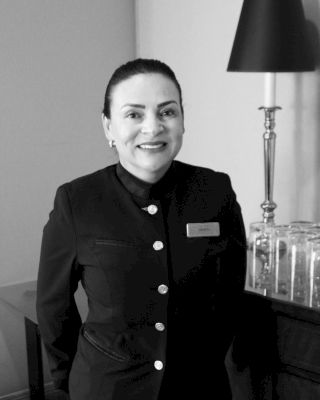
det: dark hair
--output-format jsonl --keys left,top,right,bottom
{"left": 102, "top": 58, "right": 184, "bottom": 118}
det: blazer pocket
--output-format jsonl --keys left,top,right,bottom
{"left": 95, "top": 238, "right": 149, "bottom": 249}
{"left": 83, "top": 328, "right": 129, "bottom": 363}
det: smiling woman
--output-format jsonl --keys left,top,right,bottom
{"left": 36, "top": 58, "right": 247, "bottom": 400}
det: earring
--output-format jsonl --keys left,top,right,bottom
{"left": 109, "top": 140, "right": 115, "bottom": 148}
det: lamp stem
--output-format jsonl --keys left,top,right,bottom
{"left": 258, "top": 106, "right": 281, "bottom": 224}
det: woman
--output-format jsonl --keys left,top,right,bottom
{"left": 37, "top": 58, "right": 246, "bottom": 399}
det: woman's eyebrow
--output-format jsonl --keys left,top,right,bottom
{"left": 121, "top": 103, "right": 145, "bottom": 109}
{"left": 158, "top": 100, "right": 178, "bottom": 108}
{"left": 121, "top": 100, "right": 178, "bottom": 110}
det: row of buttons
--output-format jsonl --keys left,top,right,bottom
{"left": 143, "top": 204, "right": 163, "bottom": 252}
{"left": 144, "top": 204, "right": 165, "bottom": 372}
{"left": 146, "top": 205, "right": 163, "bottom": 253}
{"left": 155, "top": 284, "right": 167, "bottom": 370}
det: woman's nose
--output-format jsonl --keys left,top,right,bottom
{"left": 141, "top": 115, "right": 164, "bottom": 135}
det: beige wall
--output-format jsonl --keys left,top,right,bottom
{"left": 136, "top": 0, "right": 320, "bottom": 229}
{"left": 0, "top": 0, "right": 135, "bottom": 395}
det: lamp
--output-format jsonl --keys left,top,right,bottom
{"left": 227, "top": 0, "right": 315, "bottom": 223}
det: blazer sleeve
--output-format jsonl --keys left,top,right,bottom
{"left": 213, "top": 174, "right": 247, "bottom": 355}
{"left": 36, "top": 185, "right": 82, "bottom": 392}
{"left": 223, "top": 175, "right": 247, "bottom": 297}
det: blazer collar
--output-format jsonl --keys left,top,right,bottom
{"left": 116, "top": 162, "right": 176, "bottom": 200}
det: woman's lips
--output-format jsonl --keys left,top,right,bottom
{"left": 137, "top": 142, "right": 166, "bottom": 150}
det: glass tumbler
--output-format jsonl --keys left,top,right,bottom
{"left": 308, "top": 238, "right": 320, "bottom": 309}
{"left": 247, "top": 222, "right": 274, "bottom": 295}
{"left": 288, "top": 229, "right": 315, "bottom": 305}
{"left": 273, "top": 225, "right": 291, "bottom": 298}
{"left": 309, "top": 224, "right": 320, "bottom": 238}
{"left": 289, "top": 221, "right": 314, "bottom": 230}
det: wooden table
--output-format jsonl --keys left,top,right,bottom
{"left": 0, "top": 281, "right": 87, "bottom": 400}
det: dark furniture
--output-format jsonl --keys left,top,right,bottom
{"left": 0, "top": 281, "right": 87, "bottom": 400}
{"left": 1, "top": 281, "right": 319, "bottom": 399}
{"left": 229, "top": 290, "right": 320, "bottom": 399}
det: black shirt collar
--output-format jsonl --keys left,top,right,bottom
{"left": 116, "top": 162, "right": 176, "bottom": 200}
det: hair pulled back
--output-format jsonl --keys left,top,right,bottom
{"left": 102, "top": 58, "right": 184, "bottom": 118}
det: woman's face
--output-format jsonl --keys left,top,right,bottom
{"left": 102, "top": 73, "right": 184, "bottom": 183}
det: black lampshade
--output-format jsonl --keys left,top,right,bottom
{"left": 227, "top": 0, "right": 315, "bottom": 72}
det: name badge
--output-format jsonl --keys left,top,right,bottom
{"left": 186, "top": 222, "right": 220, "bottom": 238}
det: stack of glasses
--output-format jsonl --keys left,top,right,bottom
{"left": 247, "top": 221, "right": 320, "bottom": 308}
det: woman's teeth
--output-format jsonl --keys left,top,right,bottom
{"left": 139, "top": 143, "right": 165, "bottom": 149}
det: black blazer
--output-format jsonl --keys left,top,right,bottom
{"left": 36, "top": 161, "right": 246, "bottom": 400}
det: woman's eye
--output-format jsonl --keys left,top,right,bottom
{"left": 160, "top": 109, "right": 176, "bottom": 118}
{"left": 126, "top": 112, "right": 141, "bottom": 119}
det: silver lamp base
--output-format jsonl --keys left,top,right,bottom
{"left": 258, "top": 106, "right": 281, "bottom": 224}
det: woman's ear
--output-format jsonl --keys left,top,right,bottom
{"left": 101, "top": 114, "right": 113, "bottom": 141}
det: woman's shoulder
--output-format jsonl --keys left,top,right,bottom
{"left": 57, "top": 164, "right": 117, "bottom": 196}
{"left": 174, "top": 160, "right": 231, "bottom": 186}
{"left": 173, "top": 161, "right": 235, "bottom": 205}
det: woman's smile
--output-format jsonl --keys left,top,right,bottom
{"left": 137, "top": 141, "right": 167, "bottom": 151}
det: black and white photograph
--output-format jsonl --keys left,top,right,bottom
{"left": 0, "top": 1, "right": 320, "bottom": 399}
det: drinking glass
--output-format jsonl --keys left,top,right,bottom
{"left": 289, "top": 221, "right": 314, "bottom": 230}
{"left": 273, "top": 225, "right": 291, "bottom": 298}
{"left": 308, "top": 238, "right": 320, "bottom": 309}
{"left": 247, "top": 222, "right": 274, "bottom": 295}
{"left": 309, "top": 224, "right": 320, "bottom": 238}
{"left": 288, "top": 229, "right": 315, "bottom": 305}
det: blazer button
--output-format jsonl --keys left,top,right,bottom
{"left": 148, "top": 204, "right": 158, "bottom": 215}
{"left": 154, "top": 360, "right": 164, "bottom": 370}
{"left": 153, "top": 241, "right": 164, "bottom": 251}
{"left": 155, "top": 322, "right": 165, "bottom": 332}
{"left": 158, "top": 284, "right": 168, "bottom": 295}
